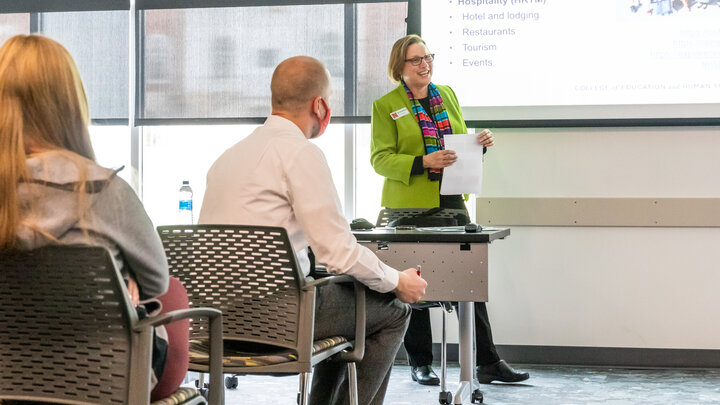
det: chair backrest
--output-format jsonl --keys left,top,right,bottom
{"left": 0, "top": 245, "right": 137, "bottom": 405}
{"left": 375, "top": 207, "right": 469, "bottom": 227}
{"left": 157, "top": 225, "right": 305, "bottom": 350}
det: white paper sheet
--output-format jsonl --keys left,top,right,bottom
{"left": 440, "top": 134, "right": 484, "bottom": 195}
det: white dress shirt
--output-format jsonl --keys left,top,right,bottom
{"left": 199, "top": 115, "right": 400, "bottom": 293}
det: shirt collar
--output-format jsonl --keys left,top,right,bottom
{"left": 265, "top": 114, "right": 307, "bottom": 139}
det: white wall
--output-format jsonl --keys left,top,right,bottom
{"left": 432, "top": 126, "right": 720, "bottom": 350}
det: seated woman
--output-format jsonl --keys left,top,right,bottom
{"left": 0, "top": 34, "right": 188, "bottom": 400}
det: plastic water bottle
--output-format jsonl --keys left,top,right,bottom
{"left": 178, "top": 180, "right": 193, "bottom": 225}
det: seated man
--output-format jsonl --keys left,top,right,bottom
{"left": 199, "top": 56, "right": 427, "bottom": 405}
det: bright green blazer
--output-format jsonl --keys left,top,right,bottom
{"left": 370, "top": 84, "right": 468, "bottom": 208}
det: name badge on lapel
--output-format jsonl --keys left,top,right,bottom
{"left": 390, "top": 107, "right": 410, "bottom": 120}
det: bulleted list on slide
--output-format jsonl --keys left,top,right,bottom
{"left": 424, "top": 0, "right": 720, "bottom": 109}
{"left": 425, "top": 0, "right": 554, "bottom": 106}
{"left": 448, "top": 0, "right": 546, "bottom": 69}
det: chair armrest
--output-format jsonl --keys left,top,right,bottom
{"left": 135, "top": 307, "right": 224, "bottom": 405}
{"left": 336, "top": 280, "right": 365, "bottom": 363}
{"left": 302, "top": 274, "right": 355, "bottom": 290}
{"left": 134, "top": 307, "right": 221, "bottom": 330}
{"left": 303, "top": 276, "right": 366, "bottom": 363}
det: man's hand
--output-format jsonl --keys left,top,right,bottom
{"left": 393, "top": 268, "right": 428, "bottom": 303}
{"left": 423, "top": 150, "right": 457, "bottom": 169}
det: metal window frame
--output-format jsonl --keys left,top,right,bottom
{"left": 0, "top": 1, "right": 130, "bottom": 13}
{"left": 135, "top": 0, "right": 406, "bottom": 10}
{"left": 344, "top": 3, "right": 358, "bottom": 219}
{"left": 130, "top": 1, "right": 143, "bottom": 195}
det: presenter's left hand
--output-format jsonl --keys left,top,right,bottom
{"left": 476, "top": 129, "right": 494, "bottom": 147}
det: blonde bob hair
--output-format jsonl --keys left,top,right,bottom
{"left": 0, "top": 34, "right": 94, "bottom": 249}
{"left": 387, "top": 34, "right": 428, "bottom": 83}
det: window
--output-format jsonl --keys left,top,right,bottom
{"left": 355, "top": 124, "right": 385, "bottom": 223}
{"left": 141, "top": 124, "right": 345, "bottom": 225}
{"left": 141, "top": 125, "right": 251, "bottom": 226}
{"left": 2, "top": 1, "right": 412, "bottom": 227}
{"left": 0, "top": 14, "right": 28, "bottom": 44}
{"left": 356, "top": 2, "right": 407, "bottom": 116}
{"left": 141, "top": 5, "right": 345, "bottom": 119}
{"left": 39, "top": 11, "right": 129, "bottom": 121}
{"left": 89, "top": 126, "right": 133, "bottom": 185}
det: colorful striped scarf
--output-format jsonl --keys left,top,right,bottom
{"left": 402, "top": 81, "right": 453, "bottom": 181}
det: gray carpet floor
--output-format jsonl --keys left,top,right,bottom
{"left": 215, "top": 363, "right": 720, "bottom": 404}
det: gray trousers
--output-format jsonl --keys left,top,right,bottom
{"left": 310, "top": 282, "right": 411, "bottom": 405}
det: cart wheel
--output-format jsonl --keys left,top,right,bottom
{"left": 438, "top": 391, "right": 453, "bottom": 404}
{"left": 472, "top": 389, "right": 484, "bottom": 403}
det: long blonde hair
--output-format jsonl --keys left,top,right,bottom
{"left": 0, "top": 35, "right": 94, "bottom": 249}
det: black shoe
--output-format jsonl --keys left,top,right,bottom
{"left": 476, "top": 360, "right": 529, "bottom": 384}
{"left": 410, "top": 365, "right": 440, "bottom": 386}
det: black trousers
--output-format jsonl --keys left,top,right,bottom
{"left": 403, "top": 302, "right": 500, "bottom": 367}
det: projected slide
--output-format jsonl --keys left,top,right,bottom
{"left": 421, "top": 0, "right": 720, "bottom": 121}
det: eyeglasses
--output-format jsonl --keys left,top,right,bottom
{"left": 405, "top": 54, "right": 435, "bottom": 66}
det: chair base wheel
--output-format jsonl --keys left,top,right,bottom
{"left": 472, "top": 389, "right": 484, "bottom": 403}
{"left": 198, "top": 388, "right": 209, "bottom": 400}
{"left": 439, "top": 391, "right": 453, "bottom": 404}
{"left": 194, "top": 379, "right": 210, "bottom": 399}
{"left": 225, "top": 375, "right": 239, "bottom": 389}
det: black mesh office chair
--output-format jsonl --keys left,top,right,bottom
{"left": 375, "top": 208, "right": 470, "bottom": 229}
{"left": 157, "top": 225, "right": 365, "bottom": 405}
{"left": 0, "top": 245, "right": 224, "bottom": 405}
{"left": 376, "top": 208, "right": 468, "bottom": 405}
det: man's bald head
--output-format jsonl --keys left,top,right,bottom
{"left": 271, "top": 56, "right": 330, "bottom": 114}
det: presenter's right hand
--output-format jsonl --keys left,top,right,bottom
{"left": 393, "top": 268, "right": 427, "bottom": 303}
{"left": 423, "top": 150, "right": 457, "bottom": 169}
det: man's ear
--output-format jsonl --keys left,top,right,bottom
{"left": 320, "top": 97, "right": 331, "bottom": 120}
{"left": 312, "top": 96, "right": 323, "bottom": 118}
